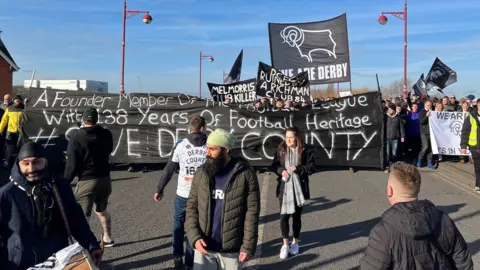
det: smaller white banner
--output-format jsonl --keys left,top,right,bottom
{"left": 429, "top": 111, "right": 470, "bottom": 156}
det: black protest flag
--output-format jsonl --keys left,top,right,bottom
{"left": 224, "top": 49, "right": 243, "bottom": 84}
{"left": 412, "top": 73, "right": 427, "bottom": 96}
{"left": 425, "top": 57, "right": 457, "bottom": 93}
{"left": 207, "top": 78, "right": 256, "bottom": 103}
{"left": 256, "top": 62, "right": 311, "bottom": 103}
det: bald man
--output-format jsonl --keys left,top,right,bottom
{"left": 0, "top": 94, "right": 10, "bottom": 162}
{"left": 1, "top": 94, "right": 10, "bottom": 110}
{"left": 360, "top": 162, "right": 472, "bottom": 270}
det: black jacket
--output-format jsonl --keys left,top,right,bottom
{"left": 460, "top": 110, "right": 479, "bottom": 150}
{"left": 359, "top": 200, "right": 473, "bottom": 270}
{"left": 64, "top": 125, "right": 113, "bottom": 183}
{"left": 418, "top": 109, "right": 431, "bottom": 135}
{"left": 0, "top": 163, "right": 99, "bottom": 269}
{"left": 157, "top": 132, "right": 207, "bottom": 194}
{"left": 270, "top": 144, "right": 316, "bottom": 200}
{"left": 386, "top": 114, "right": 406, "bottom": 140}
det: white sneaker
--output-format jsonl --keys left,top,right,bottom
{"left": 279, "top": 245, "right": 289, "bottom": 260}
{"left": 290, "top": 243, "right": 299, "bottom": 255}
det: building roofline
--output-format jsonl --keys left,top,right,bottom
{"left": 0, "top": 36, "right": 20, "bottom": 71}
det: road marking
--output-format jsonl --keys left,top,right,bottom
{"left": 245, "top": 172, "right": 271, "bottom": 269}
{"left": 433, "top": 169, "right": 480, "bottom": 199}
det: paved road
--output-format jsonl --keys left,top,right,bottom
{"left": 83, "top": 162, "right": 480, "bottom": 270}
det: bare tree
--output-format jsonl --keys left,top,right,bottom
{"left": 380, "top": 77, "right": 413, "bottom": 98}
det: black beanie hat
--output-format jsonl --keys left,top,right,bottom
{"left": 13, "top": 95, "right": 23, "bottom": 102}
{"left": 18, "top": 141, "right": 46, "bottom": 161}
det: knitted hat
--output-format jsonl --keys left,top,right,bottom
{"left": 13, "top": 95, "right": 23, "bottom": 102}
{"left": 207, "top": 128, "right": 236, "bottom": 148}
{"left": 18, "top": 141, "right": 45, "bottom": 161}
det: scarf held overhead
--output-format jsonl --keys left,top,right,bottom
{"left": 281, "top": 147, "right": 305, "bottom": 215}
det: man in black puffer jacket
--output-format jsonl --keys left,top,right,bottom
{"left": 360, "top": 161, "right": 473, "bottom": 270}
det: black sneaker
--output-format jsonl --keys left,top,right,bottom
{"left": 174, "top": 257, "right": 184, "bottom": 270}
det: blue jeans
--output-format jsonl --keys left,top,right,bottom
{"left": 173, "top": 195, "right": 194, "bottom": 266}
{"left": 386, "top": 139, "right": 399, "bottom": 164}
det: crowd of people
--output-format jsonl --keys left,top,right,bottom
{"left": 0, "top": 90, "right": 477, "bottom": 269}
{"left": 381, "top": 93, "right": 478, "bottom": 175}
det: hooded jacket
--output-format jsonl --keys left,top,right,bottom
{"left": 460, "top": 110, "right": 480, "bottom": 150}
{"left": 385, "top": 113, "right": 406, "bottom": 140}
{"left": 157, "top": 132, "right": 207, "bottom": 197}
{"left": 64, "top": 125, "right": 113, "bottom": 183}
{"left": 0, "top": 103, "right": 24, "bottom": 134}
{"left": 0, "top": 162, "right": 99, "bottom": 270}
{"left": 185, "top": 157, "right": 260, "bottom": 257}
{"left": 359, "top": 200, "right": 473, "bottom": 270}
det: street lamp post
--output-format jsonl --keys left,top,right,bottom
{"left": 121, "top": 0, "right": 152, "bottom": 94}
{"left": 199, "top": 51, "right": 214, "bottom": 99}
{"left": 378, "top": 0, "right": 408, "bottom": 99}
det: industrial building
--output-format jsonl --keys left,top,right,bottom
{"left": 24, "top": 79, "right": 108, "bottom": 93}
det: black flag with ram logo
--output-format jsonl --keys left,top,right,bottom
{"left": 425, "top": 57, "right": 457, "bottom": 93}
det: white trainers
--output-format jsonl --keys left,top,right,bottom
{"left": 290, "top": 242, "right": 300, "bottom": 255}
{"left": 279, "top": 245, "right": 289, "bottom": 260}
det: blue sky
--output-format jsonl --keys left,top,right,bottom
{"left": 1, "top": 0, "right": 479, "bottom": 97}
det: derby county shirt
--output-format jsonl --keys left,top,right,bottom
{"left": 171, "top": 139, "right": 207, "bottom": 198}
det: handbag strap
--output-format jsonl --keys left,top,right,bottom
{"left": 51, "top": 182, "right": 75, "bottom": 245}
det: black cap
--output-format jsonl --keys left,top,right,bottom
{"left": 18, "top": 141, "right": 46, "bottom": 161}
{"left": 82, "top": 107, "right": 98, "bottom": 123}
{"left": 13, "top": 95, "right": 23, "bottom": 102}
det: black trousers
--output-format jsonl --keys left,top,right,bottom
{"left": 418, "top": 133, "right": 433, "bottom": 164}
{"left": 279, "top": 199, "right": 303, "bottom": 239}
{"left": 5, "top": 133, "right": 19, "bottom": 169}
{"left": 406, "top": 136, "right": 421, "bottom": 163}
{"left": 471, "top": 148, "right": 480, "bottom": 187}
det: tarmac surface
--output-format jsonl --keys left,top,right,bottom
{"left": 78, "top": 161, "right": 480, "bottom": 269}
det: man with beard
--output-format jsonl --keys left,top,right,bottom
{"left": 0, "top": 95, "right": 24, "bottom": 169}
{"left": 186, "top": 128, "right": 260, "bottom": 270}
{"left": 0, "top": 141, "right": 102, "bottom": 269}
{"left": 154, "top": 115, "right": 208, "bottom": 270}
{"left": 64, "top": 107, "right": 115, "bottom": 247}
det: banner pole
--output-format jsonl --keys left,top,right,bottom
{"left": 376, "top": 74, "right": 381, "bottom": 92}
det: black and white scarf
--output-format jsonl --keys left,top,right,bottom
{"left": 281, "top": 147, "right": 305, "bottom": 214}
{"left": 11, "top": 175, "right": 56, "bottom": 238}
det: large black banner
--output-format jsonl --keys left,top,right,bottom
{"left": 256, "top": 62, "right": 310, "bottom": 103}
{"left": 21, "top": 88, "right": 384, "bottom": 168}
{"left": 207, "top": 78, "right": 256, "bottom": 103}
{"left": 268, "top": 13, "right": 351, "bottom": 85}
{"left": 425, "top": 57, "right": 457, "bottom": 93}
